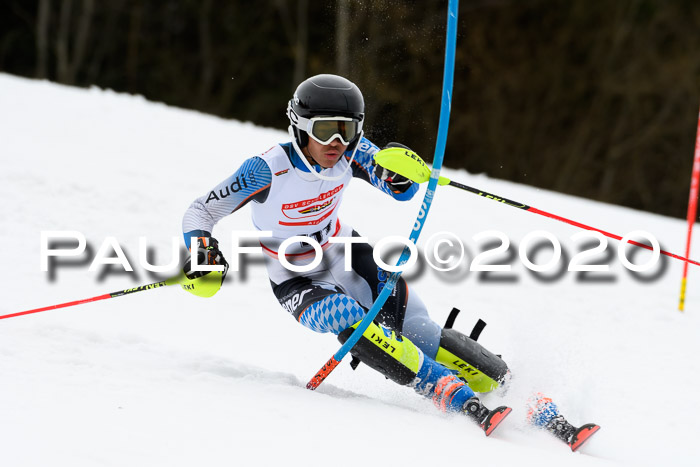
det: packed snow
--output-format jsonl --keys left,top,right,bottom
{"left": 1, "top": 73, "right": 698, "bottom": 466}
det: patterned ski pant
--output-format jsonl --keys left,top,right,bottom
{"left": 268, "top": 230, "right": 442, "bottom": 359}
{"left": 268, "top": 230, "right": 477, "bottom": 413}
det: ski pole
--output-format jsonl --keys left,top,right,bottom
{"left": 0, "top": 275, "right": 183, "bottom": 321}
{"left": 442, "top": 179, "right": 700, "bottom": 267}
{"left": 373, "top": 150, "right": 700, "bottom": 267}
{"left": 305, "top": 0, "right": 459, "bottom": 390}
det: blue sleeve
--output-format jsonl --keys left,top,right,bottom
{"left": 347, "top": 138, "right": 419, "bottom": 201}
{"left": 182, "top": 156, "right": 272, "bottom": 248}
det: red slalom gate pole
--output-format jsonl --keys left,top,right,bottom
{"left": 0, "top": 276, "right": 182, "bottom": 321}
{"left": 679, "top": 108, "right": 700, "bottom": 311}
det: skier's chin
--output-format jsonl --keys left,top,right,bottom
{"left": 315, "top": 153, "right": 342, "bottom": 168}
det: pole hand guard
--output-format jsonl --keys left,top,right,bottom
{"left": 181, "top": 237, "right": 228, "bottom": 298}
{"left": 373, "top": 146, "right": 451, "bottom": 186}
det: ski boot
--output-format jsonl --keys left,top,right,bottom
{"left": 463, "top": 397, "right": 512, "bottom": 437}
{"left": 527, "top": 393, "right": 600, "bottom": 452}
{"left": 429, "top": 374, "right": 511, "bottom": 436}
{"left": 546, "top": 414, "right": 600, "bottom": 452}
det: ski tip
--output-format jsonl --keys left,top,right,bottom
{"left": 482, "top": 406, "right": 512, "bottom": 437}
{"left": 569, "top": 424, "right": 600, "bottom": 452}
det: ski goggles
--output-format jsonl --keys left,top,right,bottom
{"left": 296, "top": 115, "right": 363, "bottom": 146}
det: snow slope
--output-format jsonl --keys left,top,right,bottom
{"left": 1, "top": 73, "right": 699, "bottom": 466}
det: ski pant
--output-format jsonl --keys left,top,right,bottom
{"left": 267, "top": 229, "right": 476, "bottom": 412}
{"left": 267, "top": 230, "right": 442, "bottom": 358}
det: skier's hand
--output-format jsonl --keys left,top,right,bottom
{"left": 373, "top": 142, "right": 414, "bottom": 193}
{"left": 183, "top": 237, "right": 229, "bottom": 280}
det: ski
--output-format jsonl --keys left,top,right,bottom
{"left": 481, "top": 406, "right": 512, "bottom": 436}
{"left": 568, "top": 423, "right": 600, "bottom": 452}
{"left": 527, "top": 393, "right": 600, "bottom": 451}
{"left": 545, "top": 414, "right": 600, "bottom": 452}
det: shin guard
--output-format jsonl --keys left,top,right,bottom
{"left": 338, "top": 321, "right": 422, "bottom": 385}
{"left": 435, "top": 328, "right": 509, "bottom": 393}
{"left": 339, "top": 321, "right": 485, "bottom": 414}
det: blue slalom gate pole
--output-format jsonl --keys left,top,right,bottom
{"left": 307, "top": 0, "right": 459, "bottom": 389}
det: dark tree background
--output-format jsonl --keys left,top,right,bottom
{"left": 2, "top": 0, "right": 699, "bottom": 218}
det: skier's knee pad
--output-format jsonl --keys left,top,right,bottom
{"left": 435, "top": 328, "right": 509, "bottom": 393}
{"left": 338, "top": 321, "right": 422, "bottom": 386}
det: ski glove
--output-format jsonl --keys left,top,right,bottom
{"left": 373, "top": 142, "right": 414, "bottom": 194}
{"left": 183, "top": 237, "right": 229, "bottom": 280}
{"left": 180, "top": 237, "right": 228, "bottom": 298}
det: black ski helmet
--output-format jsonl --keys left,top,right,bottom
{"left": 287, "top": 74, "right": 365, "bottom": 150}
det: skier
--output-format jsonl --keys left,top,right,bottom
{"left": 180, "top": 74, "right": 596, "bottom": 442}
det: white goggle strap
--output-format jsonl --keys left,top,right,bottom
{"left": 287, "top": 126, "right": 362, "bottom": 182}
